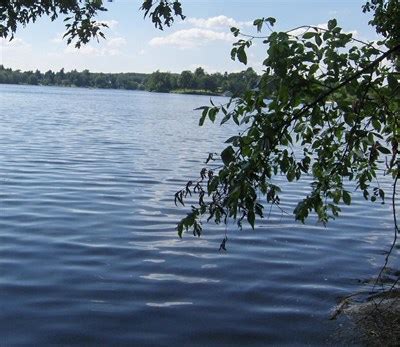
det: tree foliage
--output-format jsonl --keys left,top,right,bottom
{"left": 0, "top": 65, "right": 259, "bottom": 96}
{"left": 175, "top": 1, "right": 400, "bottom": 240}
{"left": 140, "top": 0, "right": 185, "bottom": 30}
{"left": 0, "top": 0, "right": 184, "bottom": 47}
{"left": 0, "top": 0, "right": 108, "bottom": 47}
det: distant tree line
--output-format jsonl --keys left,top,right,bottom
{"left": 0, "top": 65, "right": 261, "bottom": 96}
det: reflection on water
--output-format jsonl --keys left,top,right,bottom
{"left": 146, "top": 302, "right": 193, "bottom": 307}
{"left": 143, "top": 259, "right": 166, "bottom": 263}
{"left": 0, "top": 84, "right": 398, "bottom": 345}
{"left": 140, "top": 273, "right": 220, "bottom": 284}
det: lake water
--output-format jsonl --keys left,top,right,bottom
{"left": 0, "top": 84, "right": 398, "bottom": 345}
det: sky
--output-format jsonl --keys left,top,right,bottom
{"left": 0, "top": 0, "right": 378, "bottom": 74}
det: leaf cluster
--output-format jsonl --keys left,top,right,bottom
{"left": 140, "top": 0, "right": 185, "bottom": 30}
{"left": 176, "top": 9, "right": 400, "bottom": 236}
{"left": 0, "top": 0, "right": 186, "bottom": 47}
{"left": 0, "top": 0, "right": 108, "bottom": 48}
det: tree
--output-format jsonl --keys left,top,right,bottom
{"left": 55, "top": 68, "right": 66, "bottom": 85}
{"left": 0, "top": 1, "right": 185, "bottom": 47}
{"left": 243, "top": 67, "right": 259, "bottom": 89}
{"left": 0, "top": 65, "right": 257, "bottom": 95}
{"left": 93, "top": 73, "right": 109, "bottom": 88}
{"left": 178, "top": 70, "right": 194, "bottom": 89}
{"left": 175, "top": 1, "right": 399, "bottom": 255}
{"left": 44, "top": 70, "right": 56, "bottom": 85}
{"left": 1, "top": 0, "right": 107, "bottom": 48}
{"left": 201, "top": 75, "right": 218, "bottom": 92}
{"left": 145, "top": 70, "right": 176, "bottom": 92}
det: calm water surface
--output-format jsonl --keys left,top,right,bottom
{"left": 0, "top": 84, "right": 398, "bottom": 345}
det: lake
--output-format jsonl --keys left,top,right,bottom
{"left": 0, "top": 84, "right": 397, "bottom": 345}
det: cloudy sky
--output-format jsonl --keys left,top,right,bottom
{"left": 0, "top": 0, "right": 377, "bottom": 74}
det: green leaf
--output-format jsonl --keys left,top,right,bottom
{"left": 265, "top": 17, "right": 276, "bottom": 26}
{"left": 177, "top": 222, "right": 184, "bottom": 238}
{"left": 199, "top": 108, "right": 208, "bottom": 126}
{"left": 303, "top": 32, "right": 315, "bottom": 39}
{"left": 207, "top": 176, "right": 219, "bottom": 195}
{"left": 221, "top": 146, "right": 235, "bottom": 166}
{"left": 286, "top": 169, "right": 296, "bottom": 182}
{"left": 237, "top": 46, "right": 247, "bottom": 65}
{"left": 328, "top": 19, "right": 337, "bottom": 30}
{"left": 230, "top": 47, "right": 237, "bottom": 61}
{"left": 387, "top": 74, "right": 399, "bottom": 90}
{"left": 225, "top": 136, "right": 239, "bottom": 143}
{"left": 372, "top": 119, "right": 381, "bottom": 131}
{"left": 332, "top": 189, "right": 342, "bottom": 204}
{"left": 247, "top": 210, "right": 255, "bottom": 229}
{"left": 377, "top": 146, "right": 391, "bottom": 154}
{"left": 315, "top": 34, "right": 322, "bottom": 46}
{"left": 323, "top": 31, "right": 331, "bottom": 40}
{"left": 208, "top": 107, "right": 218, "bottom": 122}
{"left": 220, "top": 113, "right": 231, "bottom": 125}
{"left": 232, "top": 113, "right": 239, "bottom": 125}
{"left": 309, "top": 64, "right": 319, "bottom": 75}
{"left": 343, "top": 190, "right": 351, "bottom": 205}
{"left": 242, "top": 145, "right": 251, "bottom": 157}
{"left": 230, "top": 27, "right": 240, "bottom": 37}
{"left": 253, "top": 18, "right": 263, "bottom": 32}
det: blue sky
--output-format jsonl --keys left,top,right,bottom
{"left": 0, "top": 0, "right": 377, "bottom": 74}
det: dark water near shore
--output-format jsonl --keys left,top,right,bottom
{"left": 0, "top": 84, "right": 398, "bottom": 345}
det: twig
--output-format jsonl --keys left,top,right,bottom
{"left": 373, "top": 172, "right": 399, "bottom": 291}
{"left": 238, "top": 25, "right": 385, "bottom": 54}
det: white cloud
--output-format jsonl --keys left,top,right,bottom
{"left": 64, "top": 45, "right": 98, "bottom": 56}
{"left": 1, "top": 37, "right": 33, "bottom": 71}
{"left": 50, "top": 32, "right": 64, "bottom": 44}
{"left": 187, "top": 15, "right": 252, "bottom": 29}
{"left": 1, "top": 37, "right": 31, "bottom": 61}
{"left": 148, "top": 15, "right": 252, "bottom": 50}
{"left": 1, "top": 37, "right": 31, "bottom": 50}
{"left": 149, "top": 28, "right": 232, "bottom": 49}
{"left": 107, "top": 37, "right": 127, "bottom": 48}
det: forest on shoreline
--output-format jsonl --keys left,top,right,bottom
{"left": 0, "top": 65, "right": 260, "bottom": 97}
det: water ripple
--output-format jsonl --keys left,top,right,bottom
{"left": 0, "top": 85, "right": 398, "bottom": 346}
{"left": 140, "top": 273, "right": 220, "bottom": 284}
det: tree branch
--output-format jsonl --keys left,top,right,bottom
{"left": 296, "top": 43, "right": 400, "bottom": 120}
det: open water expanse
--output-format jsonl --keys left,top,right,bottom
{"left": 0, "top": 84, "right": 398, "bottom": 345}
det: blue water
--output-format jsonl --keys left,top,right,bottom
{"left": 0, "top": 84, "right": 398, "bottom": 345}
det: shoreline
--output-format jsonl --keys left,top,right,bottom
{"left": 0, "top": 82, "right": 226, "bottom": 97}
